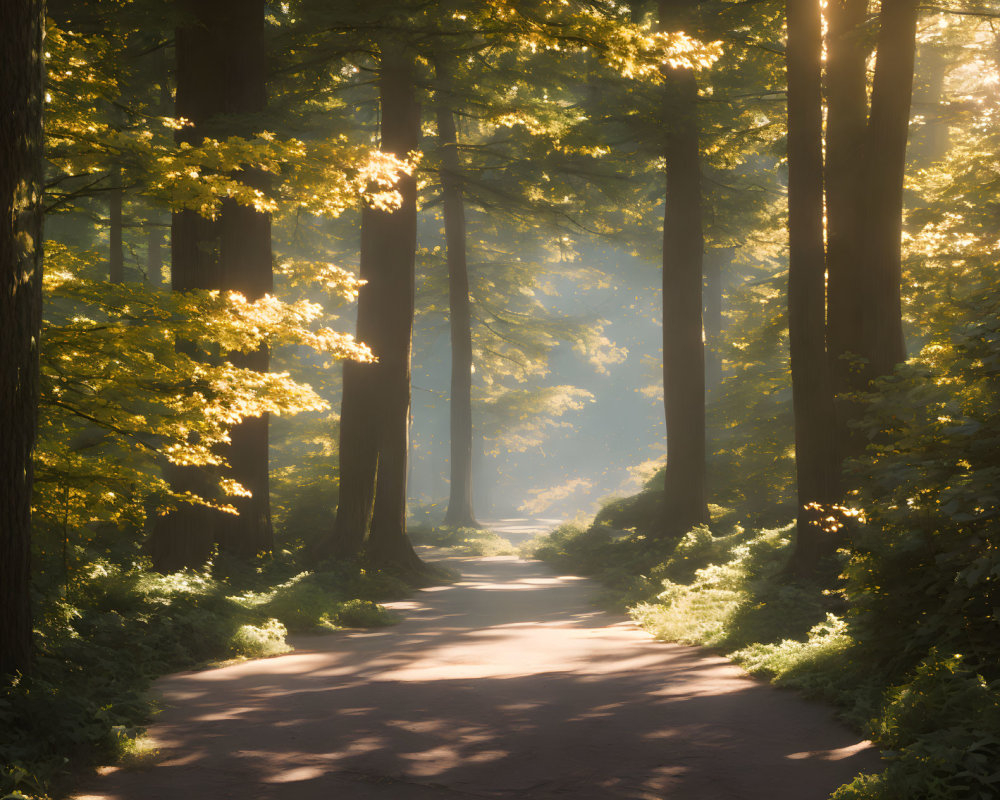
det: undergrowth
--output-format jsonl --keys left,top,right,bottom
{"left": 0, "top": 557, "right": 407, "bottom": 800}
{"left": 529, "top": 497, "right": 1000, "bottom": 800}
{"left": 408, "top": 524, "right": 517, "bottom": 556}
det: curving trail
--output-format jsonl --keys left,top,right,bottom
{"left": 74, "top": 550, "right": 879, "bottom": 800}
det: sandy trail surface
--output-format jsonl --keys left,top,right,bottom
{"left": 74, "top": 552, "right": 879, "bottom": 800}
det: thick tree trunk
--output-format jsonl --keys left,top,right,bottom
{"left": 150, "top": 0, "right": 273, "bottom": 570}
{"left": 149, "top": 2, "right": 224, "bottom": 572}
{"left": 216, "top": 190, "right": 274, "bottom": 560}
{"left": 786, "top": 0, "right": 840, "bottom": 578}
{"left": 858, "top": 0, "right": 918, "bottom": 378}
{"left": 0, "top": 0, "right": 44, "bottom": 677}
{"left": 434, "top": 55, "right": 478, "bottom": 529}
{"left": 824, "top": 0, "right": 869, "bottom": 401}
{"left": 329, "top": 211, "right": 381, "bottom": 558}
{"left": 362, "top": 52, "right": 424, "bottom": 575}
{"left": 330, "top": 51, "right": 424, "bottom": 576}
{"left": 109, "top": 166, "right": 124, "bottom": 283}
{"left": 659, "top": 0, "right": 709, "bottom": 537}
{"left": 212, "top": 0, "right": 273, "bottom": 559}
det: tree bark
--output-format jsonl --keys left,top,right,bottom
{"left": 659, "top": 0, "right": 710, "bottom": 536}
{"left": 858, "top": 0, "right": 918, "bottom": 378}
{"left": 0, "top": 0, "right": 44, "bottom": 677}
{"left": 330, "top": 50, "right": 425, "bottom": 576}
{"left": 824, "top": 0, "right": 869, "bottom": 400}
{"left": 434, "top": 54, "right": 478, "bottom": 529}
{"left": 786, "top": 0, "right": 840, "bottom": 577}
{"left": 362, "top": 51, "right": 424, "bottom": 575}
{"left": 212, "top": 0, "right": 274, "bottom": 561}
{"left": 329, "top": 210, "right": 381, "bottom": 558}
{"left": 150, "top": 0, "right": 273, "bottom": 570}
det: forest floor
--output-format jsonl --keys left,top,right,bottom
{"left": 71, "top": 539, "right": 879, "bottom": 800}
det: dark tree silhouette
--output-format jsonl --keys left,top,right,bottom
{"left": 659, "top": 0, "right": 710, "bottom": 536}
{"left": 0, "top": 0, "right": 44, "bottom": 677}
{"left": 786, "top": 0, "right": 839, "bottom": 576}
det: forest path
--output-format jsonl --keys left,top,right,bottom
{"left": 74, "top": 554, "right": 879, "bottom": 800}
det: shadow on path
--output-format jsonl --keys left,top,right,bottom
{"left": 73, "top": 555, "right": 880, "bottom": 800}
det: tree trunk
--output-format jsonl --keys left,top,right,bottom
{"left": 362, "top": 51, "right": 425, "bottom": 575}
{"left": 786, "top": 0, "right": 840, "bottom": 578}
{"left": 858, "top": 0, "right": 917, "bottom": 378}
{"left": 149, "top": 0, "right": 224, "bottom": 572}
{"left": 212, "top": 0, "right": 274, "bottom": 561}
{"left": 329, "top": 211, "right": 381, "bottom": 558}
{"left": 0, "top": 0, "right": 44, "bottom": 677}
{"left": 659, "top": 0, "right": 709, "bottom": 537}
{"left": 329, "top": 51, "right": 424, "bottom": 576}
{"left": 150, "top": 0, "right": 273, "bottom": 570}
{"left": 216, "top": 190, "right": 274, "bottom": 560}
{"left": 824, "top": 0, "right": 869, "bottom": 401}
{"left": 109, "top": 166, "right": 124, "bottom": 283}
{"left": 434, "top": 54, "right": 478, "bottom": 529}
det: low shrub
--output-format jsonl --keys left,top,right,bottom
{"left": 229, "top": 619, "right": 293, "bottom": 658}
{"left": 408, "top": 525, "right": 516, "bottom": 556}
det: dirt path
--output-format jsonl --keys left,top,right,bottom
{"left": 74, "top": 553, "right": 879, "bottom": 800}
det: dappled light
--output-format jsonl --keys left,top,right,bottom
{"left": 74, "top": 558, "right": 875, "bottom": 800}
{"left": 2, "top": 1, "right": 998, "bottom": 798}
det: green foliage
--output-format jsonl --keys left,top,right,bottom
{"left": 408, "top": 525, "right": 517, "bottom": 557}
{"left": 229, "top": 620, "right": 293, "bottom": 659}
{"left": 1, "top": 559, "right": 406, "bottom": 799}
{"left": 844, "top": 292, "right": 1000, "bottom": 679}
{"left": 592, "top": 489, "right": 663, "bottom": 531}
{"left": 833, "top": 653, "right": 1000, "bottom": 800}
{"left": 332, "top": 599, "right": 397, "bottom": 628}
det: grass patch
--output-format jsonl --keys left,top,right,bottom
{"left": 408, "top": 525, "right": 517, "bottom": 556}
{"left": 1, "top": 557, "right": 412, "bottom": 800}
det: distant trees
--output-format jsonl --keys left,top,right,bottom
{"left": 434, "top": 53, "right": 479, "bottom": 530}
{"left": 0, "top": 0, "right": 45, "bottom": 677}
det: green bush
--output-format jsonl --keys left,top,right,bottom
{"left": 3, "top": 554, "right": 416, "bottom": 799}
{"left": 330, "top": 599, "right": 397, "bottom": 628}
{"left": 229, "top": 619, "right": 293, "bottom": 658}
{"left": 408, "top": 525, "right": 516, "bottom": 556}
{"left": 833, "top": 652, "right": 1000, "bottom": 800}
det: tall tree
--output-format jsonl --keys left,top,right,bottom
{"left": 332, "top": 48, "right": 425, "bottom": 575}
{"left": 149, "top": 0, "right": 274, "bottom": 570}
{"left": 826, "top": 0, "right": 919, "bottom": 434}
{"left": 858, "top": 0, "right": 918, "bottom": 378}
{"left": 212, "top": 0, "right": 274, "bottom": 562}
{"left": 434, "top": 53, "right": 479, "bottom": 529}
{"left": 0, "top": 0, "right": 45, "bottom": 677}
{"left": 659, "top": 0, "right": 710, "bottom": 535}
{"left": 824, "top": 0, "right": 869, "bottom": 407}
{"left": 785, "top": 0, "right": 839, "bottom": 576}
